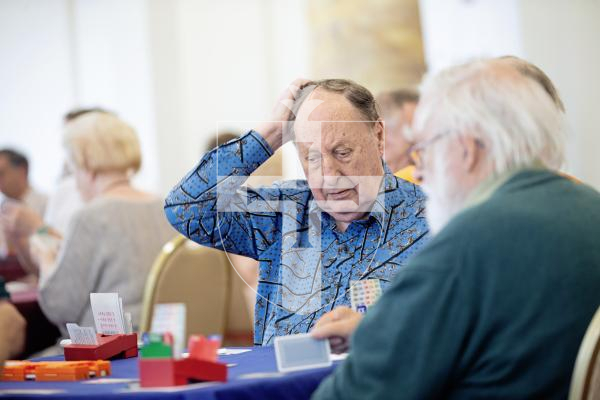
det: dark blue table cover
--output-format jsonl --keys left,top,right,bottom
{"left": 0, "top": 346, "right": 337, "bottom": 399}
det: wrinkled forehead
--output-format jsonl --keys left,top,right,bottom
{"left": 295, "top": 123, "right": 374, "bottom": 155}
{"left": 294, "top": 90, "right": 372, "bottom": 148}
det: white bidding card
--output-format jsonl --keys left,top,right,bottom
{"left": 150, "top": 303, "right": 186, "bottom": 358}
{"left": 90, "top": 293, "right": 125, "bottom": 335}
{"left": 274, "top": 333, "right": 332, "bottom": 373}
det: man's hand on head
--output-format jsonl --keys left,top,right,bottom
{"left": 256, "top": 78, "right": 312, "bottom": 151}
{"left": 310, "top": 306, "right": 363, "bottom": 354}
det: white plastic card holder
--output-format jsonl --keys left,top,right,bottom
{"left": 274, "top": 333, "right": 332, "bottom": 373}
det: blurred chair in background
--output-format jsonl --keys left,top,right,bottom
{"left": 570, "top": 306, "right": 600, "bottom": 400}
{"left": 140, "top": 235, "right": 254, "bottom": 346}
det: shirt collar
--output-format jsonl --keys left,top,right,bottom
{"left": 369, "top": 162, "right": 398, "bottom": 228}
{"left": 464, "top": 161, "right": 546, "bottom": 209}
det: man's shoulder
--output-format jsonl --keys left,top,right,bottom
{"left": 452, "top": 171, "right": 600, "bottom": 231}
{"left": 428, "top": 172, "right": 600, "bottom": 266}
{"left": 399, "top": 190, "right": 521, "bottom": 277}
{"left": 388, "top": 173, "right": 426, "bottom": 202}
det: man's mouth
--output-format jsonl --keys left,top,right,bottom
{"left": 326, "top": 188, "right": 355, "bottom": 201}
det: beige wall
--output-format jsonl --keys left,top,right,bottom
{"left": 308, "top": 0, "right": 425, "bottom": 92}
{"left": 419, "top": 0, "right": 600, "bottom": 190}
{"left": 0, "top": 0, "right": 311, "bottom": 193}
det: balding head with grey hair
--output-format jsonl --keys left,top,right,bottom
{"left": 408, "top": 58, "right": 566, "bottom": 233}
{"left": 286, "top": 79, "right": 387, "bottom": 229}
{"left": 495, "top": 55, "right": 565, "bottom": 112}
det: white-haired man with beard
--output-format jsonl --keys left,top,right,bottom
{"left": 310, "top": 58, "right": 600, "bottom": 399}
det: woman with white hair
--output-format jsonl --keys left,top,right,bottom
{"left": 33, "top": 112, "right": 174, "bottom": 339}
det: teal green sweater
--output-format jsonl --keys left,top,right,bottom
{"left": 313, "top": 169, "right": 600, "bottom": 399}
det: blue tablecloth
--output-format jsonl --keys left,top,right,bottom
{"left": 0, "top": 347, "right": 336, "bottom": 399}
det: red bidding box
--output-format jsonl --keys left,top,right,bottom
{"left": 64, "top": 334, "right": 138, "bottom": 361}
{"left": 188, "top": 335, "right": 220, "bottom": 362}
{"left": 139, "top": 358, "right": 227, "bottom": 387}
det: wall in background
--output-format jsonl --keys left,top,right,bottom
{"left": 2, "top": 0, "right": 598, "bottom": 193}
{"left": 308, "top": 0, "right": 426, "bottom": 93}
{"left": 70, "top": 0, "right": 159, "bottom": 191}
{"left": 519, "top": 0, "right": 600, "bottom": 189}
{"left": 419, "top": 0, "right": 600, "bottom": 189}
{"left": 0, "top": 0, "right": 75, "bottom": 192}
{"left": 0, "top": 0, "right": 310, "bottom": 195}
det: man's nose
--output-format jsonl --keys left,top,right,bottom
{"left": 320, "top": 156, "right": 342, "bottom": 180}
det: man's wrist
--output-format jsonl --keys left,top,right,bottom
{"left": 255, "top": 122, "right": 283, "bottom": 151}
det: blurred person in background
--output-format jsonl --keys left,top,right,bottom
{"left": 43, "top": 108, "right": 110, "bottom": 233}
{"left": 0, "top": 149, "right": 47, "bottom": 258}
{"left": 1, "top": 108, "right": 107, "bottom": 271}
{"left": 0, "top": 149, "right": 47, "bottom": 216}
{"left": 6, "top": 112, "right": 174, "bottom": 346}
{"left": 376, "top": 89, "right": 419, "bottom": 184}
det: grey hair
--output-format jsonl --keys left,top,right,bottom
{"left": 412, "top": 59, "right": 566, "bottom": 172}
{"left": 288, "top": 79, "right": 380, "bottom": 139}
{"left": 376, "top": 88, "right": 420, "bottom": 117}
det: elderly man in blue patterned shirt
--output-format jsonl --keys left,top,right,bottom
{"left": 164, "top": 79, "right": 429, "bottom": 345}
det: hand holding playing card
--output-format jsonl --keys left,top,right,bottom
{"left": 0, "top": 201, "right": 44, "bottom": 239}
{"left": 310, "top": 306, "right": 363, "bottom": 354}
{"left": 30, "top": 229, "right": 62, "bottom": 278}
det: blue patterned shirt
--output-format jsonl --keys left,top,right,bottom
{"left": 164, "top": 131, "right": 429, "bottom": 345}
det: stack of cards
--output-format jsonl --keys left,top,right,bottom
{"left": 65, "top": 293, "right": 133, "bottom": 345}
{"left": 350, "top": 279, "right": 382, "bottom": 314}
{"left": 274, "top": 333, "right": 332, "bottom": 373}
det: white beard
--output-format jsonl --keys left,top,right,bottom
{"left": 422, "top": 156, "right": 468, "bottom": 236}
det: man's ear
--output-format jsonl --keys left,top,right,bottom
{"left": 461, "top": 135, "right": 483, "bottom": 173}
{"left": 374, "top": 120, "right": 385, "bottom": 156}
{"left": 18, "top": 167, "right": 28, "bottom": 181}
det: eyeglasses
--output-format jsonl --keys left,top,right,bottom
{"left": 408, "top": 132, "right": 448, "bottom": 169}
